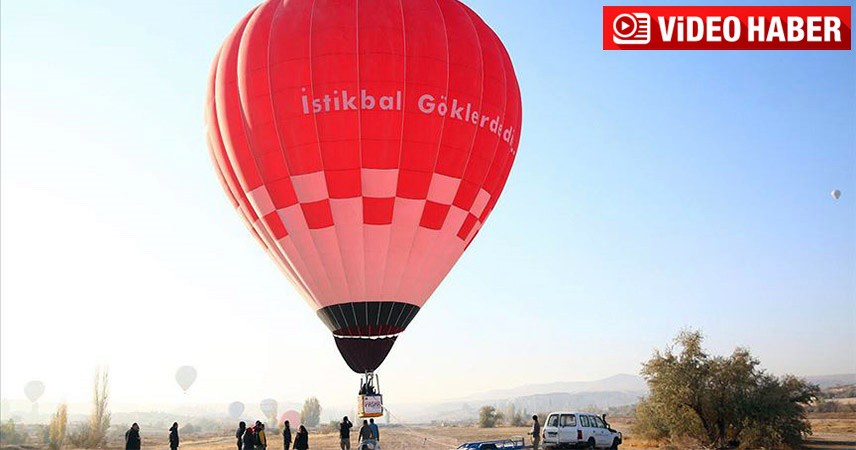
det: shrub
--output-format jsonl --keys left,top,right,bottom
{"left": 634, "top": 329, "right": 818, "bottom": 449}
{"left": 0, "top": 420, "right": 28, "bottom": 445}
{"left": 478, "top": 406, "right": 503, "bottom": 428}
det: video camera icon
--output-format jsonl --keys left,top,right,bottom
{"left": 612, "top": 13, "right": 651, "bottom": 45}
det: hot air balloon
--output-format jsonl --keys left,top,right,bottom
{"left": 24, "top": 380, "right": 45, "bottom": 403}
{"left": 831, "top": 189, "right": 841, "bottom": 199}
{"left": 260, "top": 398, "right": 278, "bottom": 422}
{"left": 175, "top": 366, "right": 197, "bottom": 393}
{"left": 228, "top": 401, "right": 245, "bottom": 419}
{"left": 206, "top": 0, "right": 521, "bottom": 416}
{"left": 280, "top": 410, "right": 301, "bottom": 427}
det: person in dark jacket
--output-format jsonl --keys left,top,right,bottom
{"left": 124, "top": 423, "right": 141, "bottom": 450}
{"left": 237, "top": 422, "right": 247, "bottom": 450}
{"left": 282, "top": 420, "right": 292, "bottom": 450}
{"left": 530, "top": 415, "right": 541, "bottom": 450}
{"left": 358, "top": 420, "right": 373, "bottom": 443}
{"left": 339, "top": 416, "right": 352, "bottom": 450}
{"left": 243, "top": 425, "right": 256, "bottom": 450}
{"left": 293, "top": 425, "right": 309, "bottom": 450}
{"left": 169, "top": 422, "right": 180, "bottom": 450}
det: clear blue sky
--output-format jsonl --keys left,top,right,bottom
{"left": 1, "top": 0, "right": 853, "bottom": 413}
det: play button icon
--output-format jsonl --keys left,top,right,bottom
{"left": 612, "top": 12, "right": 651, "bottom": 44}
{"left": 613, "top": 14, "right": 638, "bottom": 38}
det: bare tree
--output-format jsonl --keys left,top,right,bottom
{"left": 69, "top": 366, "right": 111, "bottom": 448}
{"left": 88, "top": 366, "right": 111, "bottom": 447}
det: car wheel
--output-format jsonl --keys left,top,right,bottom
{"left": 587, "top": 438, "right": 596, "bottom": 450}
{"left": 610, "top": 438, "right": 620, "bottom": 449}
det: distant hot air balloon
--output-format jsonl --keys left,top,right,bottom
{"left": 228, "top": 401, "right": 245, "bottom": 419}
{"left": 175, "top": 366, "right": 197, "bottom": 393}
{"left": 260, "top": 398, "right": 278, "bottom": 421}
{"left": 24, "top": 381, "right": 45, "bottom": 403}
{"left": 831, "top": 189, "right": 842, "bottom": 200}
{"left": 279, "top": 410, "right": 300, "bottom": 427}
{"left": 206, "top": 0, "right": 520, "bottom": 415}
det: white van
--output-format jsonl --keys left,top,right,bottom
{"left": 541, "top": 411, "right": 621, "bottom": 449}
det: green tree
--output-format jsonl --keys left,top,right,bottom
{"left": 301, "top": 397, "right": 321, "bottom": 428}
{"left": 49, "top": 403, "right": 68, "bottom": 449}
{"left": 478, "top": 406, "right": 503, "bottom": 428}
{"left": 634, "top": 330, "right": 818, "bottom": 448}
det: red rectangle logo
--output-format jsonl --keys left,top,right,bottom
{"left": 603, "top": 6, "right": 851, "bottom": 50}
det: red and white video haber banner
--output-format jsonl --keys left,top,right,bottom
{"left": 603, "top": 6, "right": 851, "bottom": 50}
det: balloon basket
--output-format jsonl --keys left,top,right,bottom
{"left": 357, "top": 372, "right": 384, "bottom": 418}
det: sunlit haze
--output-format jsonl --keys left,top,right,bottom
{"left": 1, "top": 0, "right": 854, "bottom": 419}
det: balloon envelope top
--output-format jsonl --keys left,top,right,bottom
{"left": 24, "top": 380, "right": 45, "bottom": 403}
{"left": 260, "top": 398, "right": 278, "bottom": 418}
{"left": 228, "top": 401, "right": 245, "bottom": 419}
{"left": 175, "top": 366, "right": 197, "bottom": 392}
{"left": 206, "top": 0, "right": 521, "bottom": 373}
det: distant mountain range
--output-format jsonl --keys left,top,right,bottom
{"left": 804, "top": 374, "right": 856, "bottom": 389}
{"left": 459, "top": 374, "right": 647, "bottom": 402}
{"left": 390, "top": 372, "right": 856, "bottom": 422}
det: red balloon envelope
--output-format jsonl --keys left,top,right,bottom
{"left": 206, "top": 0, "right": 521, "bottom": 373}
{"left": 280, "top": 410, "right": 301, "bottom": 427}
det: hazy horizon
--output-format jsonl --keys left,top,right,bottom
{"left": 1, "top": 0, "right": 854, "bottom": 417}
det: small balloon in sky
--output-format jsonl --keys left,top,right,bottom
{"left": 260, "top": 398, "right": 278, "bottom": 419}
{"left": 24, "top": 380, "right": 45, "bottom": 403}
{"left": 228, "top": 401, "right": 245, "bottom": 419}
{"left": 175, "top": 366, "right": 197, "bottom": 393}
{"left": 831, "top": 189, "right": 841, "bottom": 200}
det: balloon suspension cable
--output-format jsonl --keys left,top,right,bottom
{"left": 382, "top": 406, "right": 459, "bottom": 448}
{"left": 359, "top": 371, "right": 379, "bottom": 396}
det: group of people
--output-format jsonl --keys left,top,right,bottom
{"left": 338, "top": 416, "right": 380, "bottom": 450}
{"left": 236, "top": 419, "right": 308, "bottom": 450}
{"left": 123, "top": 422, "right": 179, "bottom": 450}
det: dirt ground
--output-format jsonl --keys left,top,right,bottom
{"left": 149, "top": 415, "right": 855, "bottom": 450}
{"left": 4, "top": 415, "right": 853, "bottom": 449}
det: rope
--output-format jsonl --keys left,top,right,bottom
{"left": 381, "top": 406, "right": 460, "bottom": 448}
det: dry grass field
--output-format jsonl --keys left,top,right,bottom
{"left": 2, "top": 414, "right": 853, "bottom": 449}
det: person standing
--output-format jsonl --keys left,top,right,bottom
{"left": 530, "top": 415, "right": 541, "bottom": 450}
{"left": 293, "top": 425, "right": 309, "bottom": 450}
{"left": 236, "top": 422, "right": 246, "bottom": 450}
{"left": 338, "top": 416, "right": 353, "bottom": 450}
{"left": 368, "top": 418, "right": 379, "bottom": 445}
{"left": 242, "top": 425, "right": 255, "bottom": 450}
{"left": 124, "top": 423, "right": 141, "bottom": 450}
{"left": 282, "top": 420, "right": 292, "bottom": 450}
{"left": 169, "top": 422, "right": 180, "bottom": 450}
{"left": 358, "top": 420, "right": 373, "bottom": 445}
{"left": 236, "top": 422, "right": 247, "bottom": 450}
{"left": 256, "top": 422, "right": 267, "bottom": 450}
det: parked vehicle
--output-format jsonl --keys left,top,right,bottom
{"left": 456, "top": 436, "right": 525, "bottom": 449}
{"left": 541, "top": 412, "right": 621, "bottom": 449}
